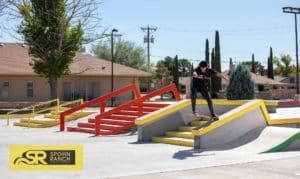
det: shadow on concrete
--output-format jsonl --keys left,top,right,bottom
{"left": 173, "top": 149, "right": 216, "bottom": 160}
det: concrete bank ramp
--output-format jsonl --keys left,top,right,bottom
{"left": 193, "top": 100, "right": 269, "bottom": 150}
{"left": 136, "top": 99, "right": 300, "bottom": 153}
{"left": 227, "top": 126, "right": 300, "bottom": 153}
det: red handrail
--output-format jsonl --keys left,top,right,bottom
{"left": 60, "top": 84, "right": 141, "bottom": 131}
{"left": 94, "top": 83, "right": 181, "bottom": 135}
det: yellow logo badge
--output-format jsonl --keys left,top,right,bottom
{"left": 9, "top": 145, "right": 83, "bottom": 170}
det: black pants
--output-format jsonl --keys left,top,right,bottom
{"left": 191, "top": 85, "right": 215, "bottom": 116}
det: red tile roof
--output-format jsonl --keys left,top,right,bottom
{"left": 0, "top": 43, "right": 151, "bottom": 77}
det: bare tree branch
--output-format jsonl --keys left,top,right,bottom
{"left": 0, "top": 0, "right": 9, "bottom": 16}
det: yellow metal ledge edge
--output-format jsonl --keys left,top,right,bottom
{"left": 192, "top": 100, "right": 270, "bottom": 136}
{"left": 200, "top": 99, "right": 277, "bottom": 106}
{"left": 135, "top": 100, "right": 191, "bottom": 125}
{"left": 197, "top": 99, "right": 249, "bottom": 105}
{"left": 269, "top": 118, "right": 300, "bottom": 125}
{"left": 262, "top": 102, "right": 300, "bottom": 125}
{"left": 263, "top": 100, "right": 278, "bottom": 106}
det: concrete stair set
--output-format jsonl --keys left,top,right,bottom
{"left": 152, "top": 116, "right": 211, "bottom": 147}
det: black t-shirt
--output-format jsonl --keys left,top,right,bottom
{"left": 192, "top": 67, "right": 217, "bottom": 88}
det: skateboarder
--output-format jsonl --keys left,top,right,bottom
{"left": 191, "top": 61, "right": 228, "bottom": 120}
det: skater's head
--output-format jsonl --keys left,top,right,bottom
{"left": 199, "top": 61, "right": 208, "bottom": 68}
{"left": 199, "top": 61, "right": 208, "bottom": 71}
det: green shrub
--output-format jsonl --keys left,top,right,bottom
{"left": 226, "top": 64, "right": 255, "bottom": 100}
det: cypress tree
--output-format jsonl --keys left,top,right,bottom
{"left": 173, "top": 55, "right": 179, "bottom": 89}
{"left": 251, "top": 53, "right": 255, "bottom": 73}
{"left": 214, "top": 31, "right": 222, "bottom": 93}
{"left": 268, "top": 47, "right": 274, "bottom": 79}
{"left": 226, "top": 64, "right": 255, "bottom": 100}
{"left": 205, "top": 39, "right": 210, "bottom": 65}
{"left": 211, "top": 48, "right": 217, "bottom": 98}
{"left": 229, "top": 57, "right": 233, "bottom": 75}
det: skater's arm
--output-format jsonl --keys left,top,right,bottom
{"left": 216, "top": 72, "right": 229, "bottom": 81}
{"left": 192, "top": 72, "right": 210, "bottom": 80}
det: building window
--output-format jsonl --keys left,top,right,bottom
{"left": 27, "top": 81, "right": 33, "bottom": 98}
{"left": 1, "top": 81, "right": 9, "bottom": 98}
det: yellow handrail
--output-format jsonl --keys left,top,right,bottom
{"left": 53, "top": 99, "right": 84, "bottom": 120}
{"left": 60, "top": 99, "right": 83, "bottom": 108}
{"left": 6, "top": 98, "right": 59, "bottom": 126}
{"left": 44, "top": 99, "right": 83, "bottom": 120}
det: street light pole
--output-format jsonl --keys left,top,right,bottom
{"left": 283, "top": 7, "right": 300, "bottom": 94}
{"left": 111, "top": 29, "right": 118, "bottom": 106}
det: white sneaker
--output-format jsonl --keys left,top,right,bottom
{"left": 193, "top": 112, "right": 200, "bottom": 117}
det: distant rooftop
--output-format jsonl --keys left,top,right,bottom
{"left": 0, "top": 43, "right": 151, "bottom": 77}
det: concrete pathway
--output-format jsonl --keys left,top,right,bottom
{"left": 1, "top": 107, "right": 300, "bottom": 179}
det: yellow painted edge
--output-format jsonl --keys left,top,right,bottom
{"left": 259, "top": 102, "right": 272, "bottom": 125}
{"left": 192, "top": 100, "right": 265, "bottom": 136}
{"left": 135, "top": 99, "right": 277, "bottom": 127}
{"left": 165, "top": 131, "right": 194, "bottom": 139}
{"left": 198, "top": 99, "right": 277, "bottom": 106}
{"left": 197, "top": 99, "right": 249, "bottom": 105}
{"left": 136, "top": 99, "right": 251, "bottom": 126}
{"left": 263, "top": 100, "right": 278, "bottom": 106}
{"left": 135, "top": 100, "right": 191, "bottom": 125}
{"left": 268, "top": 118, "right": 300, "bottom": 125}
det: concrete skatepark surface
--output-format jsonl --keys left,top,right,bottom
{"left": 1, "top": 107, "right": 300, "bottom": 178}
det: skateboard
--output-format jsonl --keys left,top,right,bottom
{"left": 191, "top": 113, "right": 218, "bottom": 121}
{"left": 191, "top": 113, "right": 206, "bottom": 120}
{"left": 191, "top": 113, "right": 219, "bottom": 130}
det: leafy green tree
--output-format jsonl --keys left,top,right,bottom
{"left": 153, "top": 63, "right": 173, "bottom": 99}
{"left": 267, "top": 47, "right": 274, "bottom": 79}
{"left": 226, "top": 64, "right": 255, "bottom": 100}
{"left": 92, "top": 39, "right": 147, "bottom": 70}
{"left": 158, "top": 56, "right": 192, "bottom": 78}
{"left": 154, "top": 63, "right": 173, "bottom": 88}
{"left": 179, "top": 59, "right": 192, "bottom": 77}
{"left": 242, "top": 61, "right": 264, "bottom": 75}
{"left": 18, "top": 0, "right": 84, "bottom": 99}
{"left": 274, "top": 54, "right": 296, "bottom": 77}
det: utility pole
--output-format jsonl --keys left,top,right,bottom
{"left": 283, "top": 7, "right": 300, "bottom": 94}
{"left": 141, "top": 25, "right": 157, "bottom": 72}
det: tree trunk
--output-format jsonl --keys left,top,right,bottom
{"left": 49, "top": 74, "right": 58, "bottom": 99}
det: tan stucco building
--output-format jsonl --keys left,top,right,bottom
{"left": 0, "top": 43, "right": 151, "bottom": 104}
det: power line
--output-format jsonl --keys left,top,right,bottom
{"left": 158, "top": 25, "right": 293, "bottom": 33}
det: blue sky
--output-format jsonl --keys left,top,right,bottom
{"left": 98, "top": 0, "right": 300, "bottom": 70}
{"left": 1, "top": 0, "right": 300, "bottom": 71}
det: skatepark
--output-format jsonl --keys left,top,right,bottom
{"left": 1, "top": 84, "right": 300, "bottom": 178}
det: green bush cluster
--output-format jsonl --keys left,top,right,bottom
{"left": 226, "top": 64, "right": 255, "bottom": 100}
